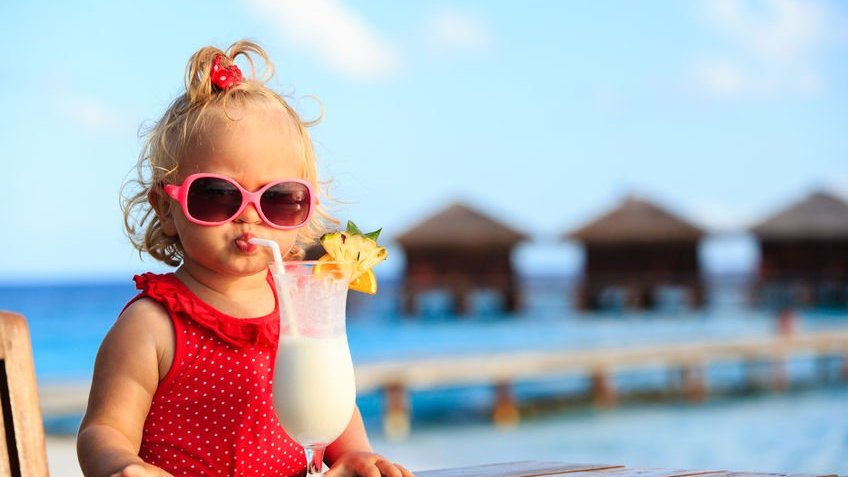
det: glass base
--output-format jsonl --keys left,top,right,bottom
{"left": 305, "top": 446, "right": 326, "bottom": 477}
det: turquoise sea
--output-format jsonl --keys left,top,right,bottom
{"left": 1, "top": 277, "right": 846, "bottom": 474}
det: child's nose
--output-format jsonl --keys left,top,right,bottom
{"left": 235, "top": 202, "right": 263, "bottom": 225}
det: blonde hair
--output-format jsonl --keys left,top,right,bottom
{"left": 121, "top": 40, "right": 335, "bottom": 266}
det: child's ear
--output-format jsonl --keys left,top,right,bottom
{"left": 148, "top": 187, "right": 178, "bottom": 237}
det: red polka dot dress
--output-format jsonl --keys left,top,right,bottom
{"left": 129, "top": 273, "right": 306, "bottom": 477}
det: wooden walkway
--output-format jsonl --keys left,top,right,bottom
{"left": 38, "top": 330, "right": 848, "bottom": 439}
{"left": 415, "top": 461, "right": 843, "bottom": 477}
{"left": 355, "top": 330, "right": 848, "bottom": 438}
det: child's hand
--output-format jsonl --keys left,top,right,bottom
{"left": 109, "top": 463, "right": 175, "bottom": 477}
{"left": 325, "top": 451, "right": 414, "bottom": 477}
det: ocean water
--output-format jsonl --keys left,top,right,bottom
{"left": 2, "top": 277, "right": 847, "bottom": 473}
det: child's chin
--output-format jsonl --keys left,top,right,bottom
{"left": 236, "top": 261, "right": 271, "bottom": 275}
{"left": 218, "top": 258, "right": 269, "bottom": 277}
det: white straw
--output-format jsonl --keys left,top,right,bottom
{"left": 249, "top": 238, "right": 299, "bottom": 337}
{"left": 250, "top": 238, "right": 283, "bottom": 265}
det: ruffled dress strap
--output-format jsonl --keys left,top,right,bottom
{"left": 133, "top": 272, "right": 280, "bottom": 349}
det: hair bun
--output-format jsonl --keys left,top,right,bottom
{"left": 184, "top": 41, "right": 273, "bottom": 106}
{"left": 211, "top": 55, "right": 243, "bottom": 91}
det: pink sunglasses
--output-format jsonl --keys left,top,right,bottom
{"left": 164, "top": 173, "right": 315, "bottom": 230}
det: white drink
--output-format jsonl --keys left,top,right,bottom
{"left": 274, "top": 335, "right": 356, "bottom": 447}
{"left": 266, "top": 260, "right": 357, "bottom": 476}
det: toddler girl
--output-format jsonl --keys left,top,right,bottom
{"left": 76, "top": 40, "right": 412, "bottom": 477}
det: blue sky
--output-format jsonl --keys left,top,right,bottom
{"left": 1, "top": 0, "right": 846, "bottom": 282}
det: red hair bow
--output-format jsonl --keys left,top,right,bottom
{"left": 211, "top": 55, "right": 243, "bottom": 90}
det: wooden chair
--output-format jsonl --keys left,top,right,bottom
{"left": 0, "top": 311, "right": 49, "bottom": 476}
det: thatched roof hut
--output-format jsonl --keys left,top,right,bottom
{"left": 751, "top": 190, "right": 848, "bottom": 308}
{"left": 396, "top": 202, "right": 527, "bottom": 315}
{"left": 396, "top": 202, "right": 527, "bottom": 248}
{"left": 569, "top": 196, "right": 704, "bottom": 244}
{"left": 566, "top": 196, "right": 706, "bottom": 311}
{"left": 752, "top": 191, "right": 848, "bottom": 240}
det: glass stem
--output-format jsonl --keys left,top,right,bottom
{"left": 305, "top": 445, "right": 325, "bottom": 477}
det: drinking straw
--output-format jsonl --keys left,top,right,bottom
{"left": 249, "top": 238, "right": 299, "bottom": 337}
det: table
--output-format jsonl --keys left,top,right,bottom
{"left": 415, "top": 461, "right": 843, "bottom": 477}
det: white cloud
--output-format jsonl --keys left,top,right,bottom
{"left": 706, "top": 0, "right": 824, "bottom": 64}
{"left": 694, "top": 0, "right": 829, "bottom": 98}
{"left": 694, "top": 59, "right": 748, "bottom": 96}
{"left": 59, "top": 94, "right": 136, "bottom": 135}
{"left": 694, "top": 58, "right": 823, "bottom": 97}
{"left": 247, "top": 0, "right": 400, "bottom": 81}
{"left": 426, "top": 9, "right": 494, "bottom": 54}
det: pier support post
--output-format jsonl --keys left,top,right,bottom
{"left": 492, "top": 381, "right": 519, "bottom": 427}
{"left": 681, "top": 362, "right": 708, "bottom": 403}
{"left": 591, "top": 367, "right": 617, "bottom": 408}
{"left": 383, "top": 383, "right": 410, "bottom": 441}
{"left": 744, "top": 359, "right": 764, "bottom": 392}
{"left": 772, "top": 357, "right": 788, "bottom": 392}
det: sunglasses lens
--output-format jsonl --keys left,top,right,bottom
{"left": 187, "top": 177, "right": 242, "bottom": 223}
{"left": 260, "top": 182, "right": 311, "bottom": 227}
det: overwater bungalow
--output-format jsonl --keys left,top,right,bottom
{"left": 395, "top": 202, "right": 528, "bottom": 315}
{"left": 751, "top": 190, "right": 848, "bottom": 308}
{"left": 566, "top": 196, "right": 705, "bottom": 311}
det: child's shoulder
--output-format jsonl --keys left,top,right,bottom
{"left": 95, "top": 296, "right": 176, "bottom": 394}
{"left": 121, "top": 295, "right": 169, "bottom": 322}
{"left": 112, "top": 296, "right": 174, "bottom": 345}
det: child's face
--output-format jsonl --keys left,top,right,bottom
{"left": 159, "top": 103, "right": 308, "bottom": 278}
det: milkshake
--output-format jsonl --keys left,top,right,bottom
{"left": 251, "top": 222, "right": 387, "bottom": 477}
{"left": 268, "top": 259, "right": 356, "bottom": 459}
{"left": 273, "top": 335, "right": 356, "bottom": 446}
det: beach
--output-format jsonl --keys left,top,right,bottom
{"left": 46, "top": 437, "right": 80, "bottom": 477}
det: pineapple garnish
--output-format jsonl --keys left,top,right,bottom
{"left": 316, "top": 221, "right": 387, "bottom": 294}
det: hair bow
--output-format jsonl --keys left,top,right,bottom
{"left": 211, "top": 55, "right": 243, "bottom": 90}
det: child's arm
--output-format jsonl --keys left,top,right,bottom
{"left": 325, "top": 407, "right": 414, "bottom": 477}
{"left": 76, "top": 299, "right": 175, "bottom": 477}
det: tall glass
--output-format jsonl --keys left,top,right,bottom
{"left": 270, "top": 261, "right": 356, "bottom": 477}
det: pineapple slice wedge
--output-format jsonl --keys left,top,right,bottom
{"left": 316, "top": 254, "right": 378, "bottom": 294}
{"left": 316, "top": 221, "right": 387, "bottom": 294}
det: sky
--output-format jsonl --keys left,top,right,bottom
{"left": 0, "top": 0, "right": 846, "bottom": 282}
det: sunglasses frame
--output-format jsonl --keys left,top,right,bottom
{"left": 163, "top": 173, "right": 315, "bottom": 230}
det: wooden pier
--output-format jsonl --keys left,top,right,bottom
{"left": 354, "top": 330, "right": 848, "bottom": 439}
{"left": 37, "top": 330, "right": 848, "bottom": 440}
{"left": 416, "top": 460, "right": 843, "bottom": 477}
